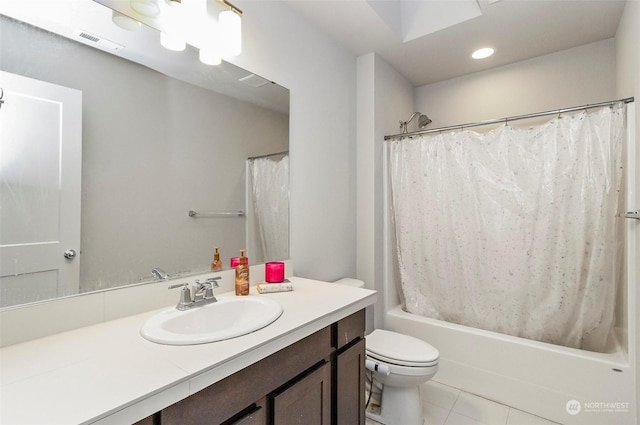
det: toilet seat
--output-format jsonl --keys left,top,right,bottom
{"left": 366, "top": 329, "right": 439, "bottom": 367}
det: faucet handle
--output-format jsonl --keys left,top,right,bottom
{"left": 195, "top": 278, "right": 218, "bottom": 300}
{"left": 168, "top": 283, "right": 192, "bottom": 309}
{"left": 205, "top": 277, "right": 221, "bottom": 288}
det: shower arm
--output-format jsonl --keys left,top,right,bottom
{"left": 400, "top": 113, "right": 419, "bottom": 134}
{"left": 400, "top": 112, "right": 432, "bottom": 134}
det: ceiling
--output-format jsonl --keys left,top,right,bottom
{"left": 283, "top": 0, "right": 627, "bottom": 87}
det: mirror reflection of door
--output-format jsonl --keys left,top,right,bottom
{"left": 0, "top": 71, "right": 82, "bottom": 307}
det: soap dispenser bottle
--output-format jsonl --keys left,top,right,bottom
{"left": 211, "top": 246, "right": 223, "bottom": 271}
{"left": 235, "top": 249, "right": 250, "bottom": 296}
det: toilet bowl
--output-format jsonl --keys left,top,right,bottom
{"left": 332, "top": 278, "right": 439, "bottom": 425}
{"left": 365, "top": 329, "right": 439, "bottom": 425}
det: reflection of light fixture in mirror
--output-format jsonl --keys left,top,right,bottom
{"left": 160, "top": 31, "right": 186, "bottom": 51}
{"left": 219, "top": 8, "right": 241, "bottom": 57}
{"left": 111, "top": 0, "right": 242, "bottom": 63}
{"left": 200, "top": 48, "right": 221, "bottom": 65}
{"left": 112, "top": 10, "right": 141, "bottom": 31}
{"left": 130, "top": 0, "right": 160, "bottom": 17}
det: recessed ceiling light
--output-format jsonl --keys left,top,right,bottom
{"left": 471, "top": 47, "right": 495, "bottom": 60}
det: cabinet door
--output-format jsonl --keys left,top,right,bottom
{"left": 222, "top": 399, "right": 267, "bottom": 425}
{"left": 335, "top": 339, "right": 366, "bottom": 425}
{"left": 272, "top": 362, "right": 331, "bottom": 425}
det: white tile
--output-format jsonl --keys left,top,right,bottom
{"left": 423, "top": 400, "right": 451, "bottom": 425}
{"left": 422, "top": 380, "right": 461, "bottom": 410}
{"left": 444, "top": 412, "right": 487, "bottom": 425}
{"left": 506, "top": 409, "right": 562, "bottom": 425}
{"left": 452, "top": 392, "right": 509, "bottom": 425}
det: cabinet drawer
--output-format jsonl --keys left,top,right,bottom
{"left": 334, "top": 310, "right": 365, "bottom": 349}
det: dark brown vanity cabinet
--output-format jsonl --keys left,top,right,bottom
{"left": 150, "top": 309, "right": 365, "bottom": 425}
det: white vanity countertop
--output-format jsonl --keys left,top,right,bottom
{"left": 0, "top": 277, "right": 376, "bottom": 425}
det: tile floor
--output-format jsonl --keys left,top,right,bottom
{"left": 365, "top": 380, "right": 563, "bottom": 425}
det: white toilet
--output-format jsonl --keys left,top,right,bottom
{"left": 365, "top": 329, "right": 439, "bottom": 425}
{"left": 333, "top": 278, "right": 440, "bottom": 425}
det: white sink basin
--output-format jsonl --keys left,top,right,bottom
{"left": 140, "top": 296, "right": 283, "bottom": 345}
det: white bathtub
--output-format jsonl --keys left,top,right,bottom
{"left": 385, "top": 306, "right": 636, "bottom": 425}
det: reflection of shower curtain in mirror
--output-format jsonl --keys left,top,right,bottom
{"left": 388, "top": 105, "right": 626, "bottom": 352}
{"left": 249, "top": 155, "right": 289, "bottom": 261}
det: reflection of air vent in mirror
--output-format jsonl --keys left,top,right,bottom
{"left": 75, "top": 30, "right": 124, "bottom": 53}
{"left": 239, "top": 74, "right": 270, "bottom": 88}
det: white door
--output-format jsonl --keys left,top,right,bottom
{"left": 0, "top": 71, "right": 82, "bottom": 307}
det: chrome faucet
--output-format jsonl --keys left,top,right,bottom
{"left": 151, "top": 267, "right": 170, "bottom": 280}
{"left": 168, "top": 277, "right": 221, "bottom": 311}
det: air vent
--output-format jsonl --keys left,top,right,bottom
{"left": 78, "top": 32, "right": 100, "bottom": 43}
{"left": 74, "top": 30, "right": 124, "bottom": 53}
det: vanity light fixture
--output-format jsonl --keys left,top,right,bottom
{"left": 200, "top": 48, "right": 222, "bottom": 65}
{"left": 112, "top": 0, "right": 242, "bottom": 64}
{"left": 112, "top": 10, "right": 141, "bottom": 31}
{"left": 160, "top": 31, "right": 186, "bottom": 51}
{"left": 471, "top": 47, "right": 495, "bottom": 59}
{"left": 130, "top": 0, "right": 160, "bottom": 17}
{"left": 219, "top": 8, "right": 241, "bottom": 57}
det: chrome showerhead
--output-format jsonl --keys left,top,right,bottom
{"left": 417, "top": 113, "right": 432, "bottom": 128}
{"left": 400, "top": 112, "right": 432, "bottom": 133}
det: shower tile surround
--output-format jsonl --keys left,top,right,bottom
{"left": 0, "top": 273, "right": 376, "bottom": 424}
{"left": 366, "top": 380, "right": 564, "bottom": 425}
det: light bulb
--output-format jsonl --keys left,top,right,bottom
{"left": 471, "top": 47, "right": 495, "bottom": 60}
{"left": 112, "top": 11, "right": 141, "bottom": 31}
{"left": 160, "top": 32, "right": 186, "bottom": 51}
{"left": 200, "top": 48, "right": 221, "bottom": 65}
{"left": 219, "top": 9, "right": 241, "bottom": 57}
{"left": 130, "top": 0, "right": 160, "bottom": 17}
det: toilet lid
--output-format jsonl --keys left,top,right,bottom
{"left": 366, "top": 329, "right": 439, "bottom": 367}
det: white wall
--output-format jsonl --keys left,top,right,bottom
{"left": 615, "top": 0, "right": 640, "bottom": 421}
{"left": 415, "top": 38, "right": 616, "bottom": 129}
{"left": 232, "top": 1, "right": 358, "bottom": 282}
{"left": 356, "top": 53, "right": 414, "bottom": 330}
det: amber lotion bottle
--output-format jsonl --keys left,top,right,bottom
{"left": 235, "top": 249, "right": 250, "bottom": 296}
{"left": 211, "top": 246, "right": 223, "bottom": 271}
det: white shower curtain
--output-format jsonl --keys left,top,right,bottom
{"left": 249, "top": 155, "right": 289, "bottom": 261}
{"left": 388, "top": 105, "right": 625, "bottom": 352}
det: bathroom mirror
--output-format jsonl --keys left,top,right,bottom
{"left": 0, "top": 1, "right": 289, "bottom": 308}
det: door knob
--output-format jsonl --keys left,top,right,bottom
{"left": 64, "top": 249, "right": 77, "bottom": 260}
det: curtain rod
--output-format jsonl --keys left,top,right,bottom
{"left": 384, "top": 97, "right": 634, "bottom": 141}
{"left": 247, "top": 150, "right": 288, "bottom": 160}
